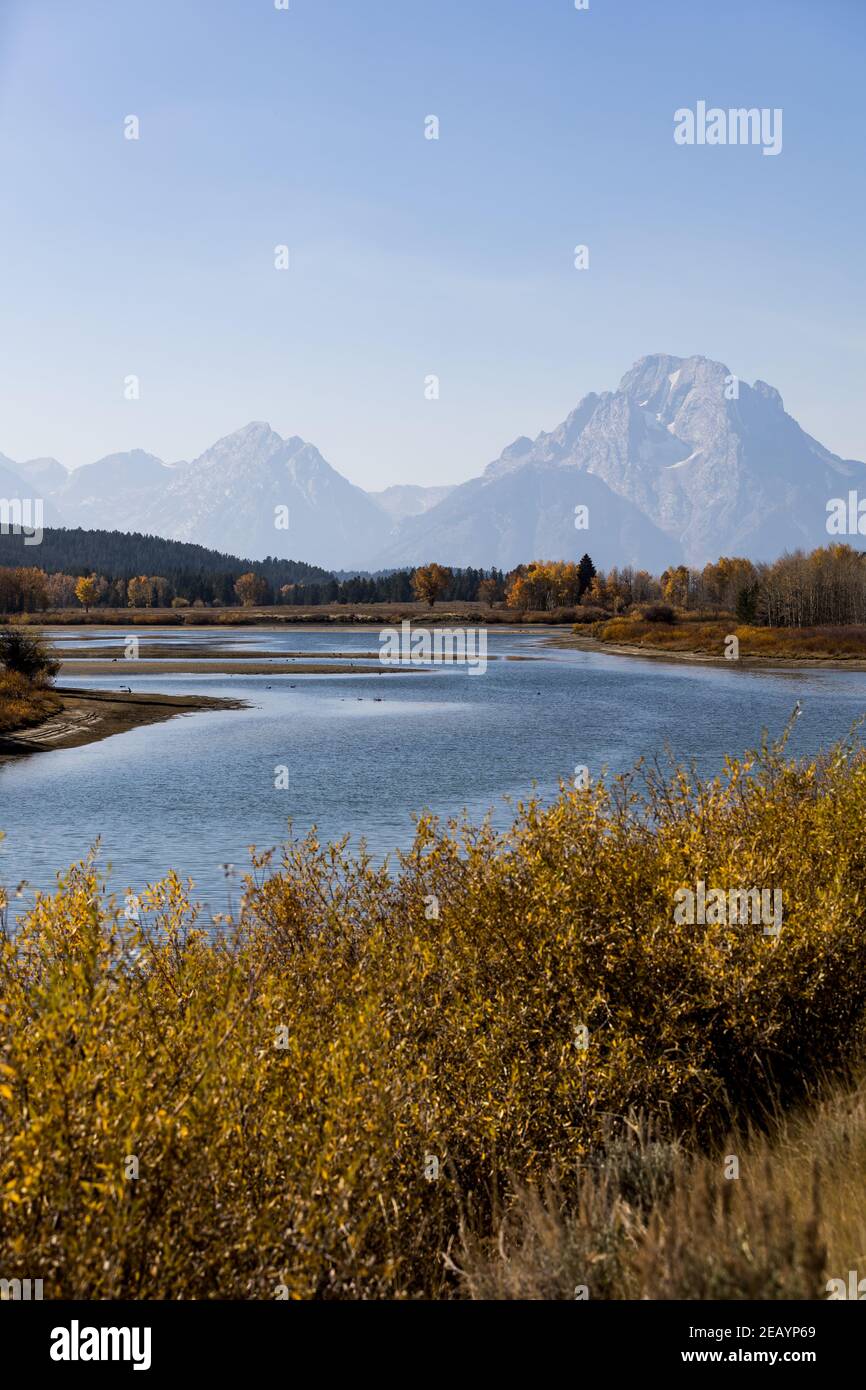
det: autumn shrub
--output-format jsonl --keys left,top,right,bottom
{"left": 455, "top": 1101, "right": 832, "bottom": 1300}
{"left": 459, "top": 1060, "right": 866, "bottom": 1300}
{"left": 130, "top": 611, "right": 183, "bottom": 625}
{"left": 571, "top": 606, "right": 608, "bottom": 625}
{"left": 596, "top": 617, "right": 866, "bottom": 660}
{"left": 3, "top": 725, "right": 866, "bottom": 1297}
{"left": 641, "top": 603, "right": 676, "bottom": 623}
{"left": 0, "top": 625, "right": 61, "bottom": 734}
{"left": 0, "top": 669, "right": 62, "bottom": 733}
{"left": 0, "top": 626, "right": 59, "bottom": 682}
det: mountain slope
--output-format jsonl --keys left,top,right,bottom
{"left": 379, "top": 354, "right": 866, "bottom": 570}
{"left": 369, "top": 483, "right": 454, "bottom": 522}
{"left": 0, "top": 454, "right": 64, "bottom": 528}
{"left": 10, "top": 457, "right": 68, "bottom": 492}
{"left": 376, "top": 462, "right": 682, "bottom": 572}
{"left": 0, "top": 526, "right": 331, "bottom": 586}
{"left": 53, "top": 450, "right": 173, "bottom": 532}
{"left": 139, "top": 423, "right": 389, "bottom": 569}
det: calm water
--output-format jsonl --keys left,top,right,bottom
{"left": 3, "top": 626, "right": 866, "bottom": 911}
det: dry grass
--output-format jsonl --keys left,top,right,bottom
{"left": 11, "top": 603, "right": 529, "bottom": 627}
{"left": 457, "top": 1073, "right": 866, "bottom": 1300}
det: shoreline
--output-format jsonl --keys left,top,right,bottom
{"left": 39, "top": 618, "right": 866, "bottom": 670}
{"left": 56, "top": 658, "right": 427, "bottom": 676}
{"left": 0, "top": 687, "right": 247, "bottom": 758}
{"left": 543, "top": 630, "right": 866, "bottom": 670}
{"left": 0, "top": 659, "right": 424, "bottom": 758}
{"left": 31, "top": 613, "right": 550, "bottom": 632}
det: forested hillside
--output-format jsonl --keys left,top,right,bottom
{"left": 0, "top": 527, "right": 330, "bottom": 597}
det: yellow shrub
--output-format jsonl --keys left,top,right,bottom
{"left": 3, "top": 726, "right": 866, "bottom": 1297}
{"left": 0, "top": 670, "right": 61, "bottom": 733}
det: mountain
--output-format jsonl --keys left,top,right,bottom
{"left": 0, "top": 453, "right": 65, "bottom": 528}
{"left": 1, "top": 356, "right": 861, "bottom": 571}
{"left": 138, "top": 423, "right": 389, "bottom": 570}
{"left": 375, "top": 464, "right": 681, "bottom": 572}
{"left": 369, "top": 483, "right": 454, "bottom": 522}
{"left": 51, "top": 449, "right": 174, "bottom": 532}
{"left": 0, "top": 429, "right": 390, "bottom": 569}
{"left": 9, "top": 456, "right": 68, "bottom": 492}
{"left": 567, "top": 353, "right": 865, "bottom": 567}
{"left": 0, "top": 454, "right": 30, "bottom": 496}
{"left": 376, "top": 354, "right": 866, "bottom": 570}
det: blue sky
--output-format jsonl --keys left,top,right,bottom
{"left": 0, "top": 0, "right": 863, "bottom": 487}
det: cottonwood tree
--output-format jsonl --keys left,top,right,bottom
{"left": 411, "top": 563, "right": 452, "bottom": 606}
{"left": 127, "top": 576, "right": 152, "bottom": 608}
{"left": 235, "top": 572, "right": 269, "bottom": 607}
{"left": 74, "top": 575, "right": 100, "bottom": 612}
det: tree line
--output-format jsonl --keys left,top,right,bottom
{"left": 280, "top": 565, "right": 507, "bottom": 608}
{"left": 3, "top": 530, "right": 866, "bottom": 626}
{"left": 651, "top": 548, "right": 866, "bottom": 627}
{"left": 0, "top": 527, "right": 329, "bottom": 609}
{"left": 505, "top": 547, "right": 866, "bottom": 628}
{"left": 0, "top": 552, "right": 510, "bottom": 612}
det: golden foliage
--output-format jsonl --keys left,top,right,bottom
{"left": 507, "top": 561, "right": 585, "bottom": 611}
{"left": 3, "top": 726, "right": 866, "bottom": 1297}
{"left": 411, "top": 563, "right": 452, "bottom": 606}
{"left": 0, "top": 671, "right": 61, "bottom": 734}
{"left": 595, "top": 616, "right": 866, "bottom": 659}
{"left": 74, "top": 575, "right": 100, "bottom": 611}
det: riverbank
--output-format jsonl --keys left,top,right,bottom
{"left": 56, "top": 659, "right": 426, "bottom": 677}
{"left": 546, "top": 625, "right": 866, "bottom": 670}
{"left": 0, "top": 687, "right": 247, "bottom": 757}
{"left": 34, "top": 611, "right": 866, "bottom": 668}
{"left": 0, "top": 673, "right": 62, "bottom": 734}
{"left": 17, "top": 604, "right": 552, "bottom": 628}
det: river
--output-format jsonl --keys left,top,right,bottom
{"left": 2, "top": 626, "right": 865, "bottom": 912}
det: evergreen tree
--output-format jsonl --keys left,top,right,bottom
{"left": 577, "top": 553, "right": 596, "bottom": 597}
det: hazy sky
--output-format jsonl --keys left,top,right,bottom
{"left": 0, "top": 0, "right": 863, "bottom": 487}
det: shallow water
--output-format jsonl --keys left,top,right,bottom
{"left": 3, "top": 627, "right": 866, "bottom": 910}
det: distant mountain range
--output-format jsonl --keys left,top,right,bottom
{"left": 2, "top": 354, "right": 862, "bottom": 572}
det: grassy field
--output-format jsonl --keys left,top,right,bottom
{"left": 3, "top": 723, "right": 866, "bottom": 1298}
